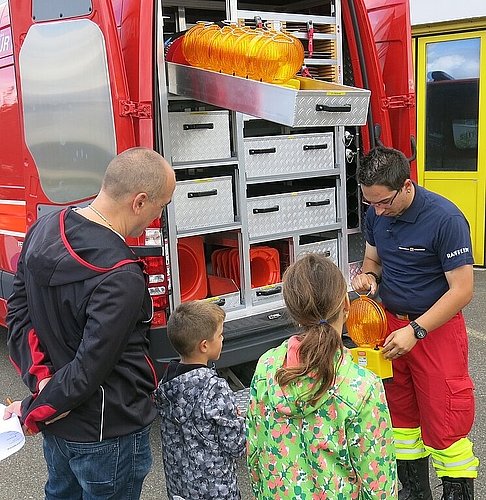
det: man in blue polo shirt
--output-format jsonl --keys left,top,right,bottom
{"left": 351, "top": 146, "right": 478, "bottom": 500}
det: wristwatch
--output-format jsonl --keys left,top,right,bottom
{"left": 364, "top": 271, "right": 381, "bottom": 285}
{"left": 410, "top": 321, "right": 427, "bottom": 340}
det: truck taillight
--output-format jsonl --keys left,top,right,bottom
{"left": 144, "top": 228, "right": 162, "bottom": 246}
{"left": 144, "top": 255, "right": 169, "bottom": 327}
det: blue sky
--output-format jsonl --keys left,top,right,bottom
{"left": 426, "top": 37, "right": 480, "bottom": 81}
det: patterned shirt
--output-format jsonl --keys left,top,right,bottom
{"left": 154, "top": 363, "right": 246, "bottom": 499}
{"left": 247, "top": 339, "right": 397, "bottom": 499}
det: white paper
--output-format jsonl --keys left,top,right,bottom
{"left": 0, "top": 404, "right": 25, "bottom": 461}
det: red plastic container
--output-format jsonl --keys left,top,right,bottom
{"left": 177, "top": 236, "right": 208, "bottom": 301}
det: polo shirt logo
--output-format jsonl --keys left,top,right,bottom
{"left": 447, "top": 247, "right": 470, "bottom": 259}
{"left": 398, "top": 246, "right": 426, "bottom": 252}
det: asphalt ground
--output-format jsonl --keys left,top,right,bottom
{"left": 1, "top": 267, "right": 485, "bottom": 499}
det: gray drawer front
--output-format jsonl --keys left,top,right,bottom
{"left": 297, "top": 239, "right": 339, "bottom": 266}
{"left": 169, "top": 111, "right": 231, "bottom": 163}
{"left": 174, "top": 177, "right": 234, "bottom": 231}
{"left": 247, "top": 188, "right": 336, "bottom": 239}
{"left": 244, "top": 133, "right": 334, "bottom": 179}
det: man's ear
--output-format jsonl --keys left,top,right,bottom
{"left": 132, "top": 193, "right": 148, "bottom": 213}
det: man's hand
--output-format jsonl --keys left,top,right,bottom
{"left": 351, "top": 272, "right": 378, "bottom": 295}
{"left": 382, "top": 325, "right": 418, "bottom": 360}
{"left": 3, "top": 400, "right": 35, "bottom": 436}
{"left": 3, "top": 400, "right": 22, "bottom": 420}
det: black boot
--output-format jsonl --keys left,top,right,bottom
{"left": 398, "top": 457, "right": 433, "bottom": 500}
{"left": 441, "top": 477, "right": 474, "bottom": 499}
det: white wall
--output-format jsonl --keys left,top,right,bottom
{"left": 410, "top": 0, "right": 486, "bottom": 26}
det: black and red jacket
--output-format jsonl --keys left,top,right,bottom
{"left": 7, "top": 208, "right": 158, "bottom": 441}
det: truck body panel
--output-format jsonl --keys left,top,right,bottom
{"left": 0, "top": 0, "right": 415, "bottom": 375}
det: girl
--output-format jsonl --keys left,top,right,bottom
{"left": 246, "top": 254, "right": 397, "bottom": 499}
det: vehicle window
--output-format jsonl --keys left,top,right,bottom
{"left": 19, "top": 19, "right": 116, "bottom": 203}
{"left": 425, "top": 37, "right": 480, "bottom": 172}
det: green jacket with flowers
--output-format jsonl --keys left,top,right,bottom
{"left": 246, "top": 339, "right": 397, "bottom": 500}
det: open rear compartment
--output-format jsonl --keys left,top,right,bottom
{"left": 158, "top": 0, "right": 371, "bottom": 367}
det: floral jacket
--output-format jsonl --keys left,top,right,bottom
{"left": 246, "top": 338, "right": 397, "bottom": 499}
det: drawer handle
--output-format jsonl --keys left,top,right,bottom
{"left": 256, "top": 285, "right": 282, "bottom": 297}
{"left": 249, "top": 147, "right": 277, "bottom": 155}
{"left": 183, "top": 123, "right": 214, "bottom": 130}
{"left": 253, "top": 205, "right": 279, "bottom": 214}
{"left": 316, "top": 104, "right": 351, "bottom": 113}
{"left": 303, "top": 144, "right": 328, "bottom": 151}
{"left": 187, "top": 189, "right": 218, "bottom": 198}
{"left": 306, "top": 200, "right": 330, "bottom": 207}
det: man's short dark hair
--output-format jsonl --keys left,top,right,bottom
{"left": 357, "top": 146, "right": 410, "bottom": 190}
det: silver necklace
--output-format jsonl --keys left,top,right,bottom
{"left": 88, "top": 204, "right": 114, "bottom": 229}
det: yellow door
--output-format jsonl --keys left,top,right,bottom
{"left": 416, "top": 31, "right": 486, "bottom": 266}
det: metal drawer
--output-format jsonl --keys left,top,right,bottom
{"left": 173, "top": 176, "right": 234, "bottom": 231}
{"left": 167, "top": 63, "right": 371, "bottom": 128}
{"left": 247, "top": 187, "right": 336, "bottom": 239}
{"left": 296, "top": 238, "right": 339, "bottom": 266}
{"left": 244, "top": 133, "right": 334, "bottom": 179}
{"left": 251, "top": 283, "right": 284, "bottom": 305}
{"left": 168, "top": 111, "right": 231, "bottom": 163}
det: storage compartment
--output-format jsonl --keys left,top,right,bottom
{"left": 210, "top": 245, "right": 280, "bottom": 288}
{"left": 297, "top": 234, "right": 339, "bottom": 266}
{"left": 249, "top": 239, "right": 292, "bottom": 305}
{"left": 173, "top": 176, "right": 235, "bottom": 231}
{"left": 244, "top": 132, "right": 334, "bottom": 179}
{"left": 168, "top": 110, "right": 231, "bottom": 163}
{"left": 177, "top": 232, "right": 243, "bottom": 311}
{"left": 167, "top": 62, "right": 370, "bottom": 127}
{"left": 247, "top": 187, "right": 336, "bottom": 238}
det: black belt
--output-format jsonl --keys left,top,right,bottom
{"left": 388, "top": 311, "right": 421, "bottom": 321}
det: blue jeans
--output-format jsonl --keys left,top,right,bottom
{"left": 42, "top": 425, "right": 152, "bottom": 500}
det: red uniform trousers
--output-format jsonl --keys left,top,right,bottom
{"left": 384, "top": 311, "right": 474, "bottom": 450}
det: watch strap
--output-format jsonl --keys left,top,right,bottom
{"left": 364, "top": 271, "right": 382, "bottom": 285}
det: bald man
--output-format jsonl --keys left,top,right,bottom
{"left": 6, "top": 148, "right": 176, "bottom": 500}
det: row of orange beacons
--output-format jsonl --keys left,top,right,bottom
{"left": 182, "top": 22, "right": 305, "bottom": 84}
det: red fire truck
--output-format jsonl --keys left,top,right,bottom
{"left": 0, "top": 0, "right": 415, "bottom": 378}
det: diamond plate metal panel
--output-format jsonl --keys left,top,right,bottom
{"left": 296, "top": 238, "right": 339, "bottom": 266}
{"left": 174, "top": 176, "right": 234, "bottom": 231}
{"left": 348, "top": 232, "right": 366, "bottom": 263}
{"left": 292, "top": 92, "right": 370, "bottom": 127}
{"left": 205, "top": 293, "right": 241, "bottom": 311}
{"left": 168, "top": 111, "right": 231, "bottom": 163}
{"left": 251, "top": 284, "right": 283, "bottom": 305}
{"left": 348, "top": 261, "right": 363, "bottom": 284}
{"left": 247, "top": 188, "right": 336, "bottom": 239}
{"left": 244, "top": 133, "right": 334, "bottom": 179}
{"left": 167, "top": 63, "right": 371, "bottom": 128}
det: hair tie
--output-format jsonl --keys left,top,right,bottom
{"left": 318, "top": 319, "right": 328, "bottom": 325}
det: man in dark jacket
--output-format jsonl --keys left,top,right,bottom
{"left": 4, "top": 147, "right": 176, "bottom": 500}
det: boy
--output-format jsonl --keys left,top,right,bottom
{"left": 154, "top": 300, "right": 246, "bottom": 500}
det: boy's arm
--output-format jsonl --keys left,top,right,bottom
{"left": 205, "top": 377, "right": 246, "bottom": 458}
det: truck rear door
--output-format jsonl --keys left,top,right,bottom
{"left": 8, "top": 0, "right": 136, "bottom": 223}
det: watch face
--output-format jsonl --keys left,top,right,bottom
{"left": 411, "top": 321, "right": 427, "bottom": 339}
{"left": 415, "top": 328, "right": 427, "bottom": 339}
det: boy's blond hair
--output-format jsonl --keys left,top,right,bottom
{"left": 167, "top": 300, "right": 226, "bottom": 357}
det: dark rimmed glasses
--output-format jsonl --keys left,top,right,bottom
{"left": 361, "top": 188, "right": 401, "bottom": 207}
